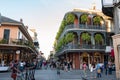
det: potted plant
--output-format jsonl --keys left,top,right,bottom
{"left": 0, "top": 39, "right": 7, "bottom": 44}
{"left": 94, "top": 34, "right": 103, "bottom": 45}
{"left": 80, "top": 14, "right": 88, "bottom": 25}
{"left": 65, "top": 13, "right": 75, "bottom": 25}
{"left": 65, "top": 33, "right": 75, "bottom": 44}
{"left": 81, "top": 32, "right": 91, "bottom": 44}
{"left": 93, "top": 16, "right": 102, "bottom": 26}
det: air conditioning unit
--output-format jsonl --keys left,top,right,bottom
{"left": 102, "top": 0, "right": 114, "bottom": 7}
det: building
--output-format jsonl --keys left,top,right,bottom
{"left": 0, "top": 14, "right": 38, "bottom": 66}
{"left": 54, "top": 6, "right": 114, "bottom": 69}
{"left": 29, "top": 29, "right": 39, "bottom": 52}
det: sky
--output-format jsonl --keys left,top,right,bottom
{"left": 0, "top": 0, "right": 102, "bottom": 58}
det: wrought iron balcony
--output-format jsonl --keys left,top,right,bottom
{"left": 0, "top": 38, "right": 34, "bottom": 48}
{"left": 59, "top": 24, "right": 106, "bottom": 40}
{"left": 56, "top": 43, "right": 106, "bottom": 56}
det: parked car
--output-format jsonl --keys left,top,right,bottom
{"left": 0, "top": 66, "right": 10, "bottom": 72}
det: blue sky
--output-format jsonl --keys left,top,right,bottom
{"left": 0, "top": 0, "right": 102, "bottom": 58}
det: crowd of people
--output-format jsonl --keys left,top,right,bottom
{"left": 10, "top": 59, "right": 37, "bottom": 80}
{"left": 36, "top": 59, "right": 73, "bottom": 72}
{"left": 82, "top": 61, "right": 115, "bottom": 78}
{"left": 9, "top": 58, "right": 115, "bottom": 80}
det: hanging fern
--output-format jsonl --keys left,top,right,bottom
{"left": 94, "top": 34, "right": 103, "bottom": 45}
{"left": 93, "top": 16, "right": 102, "bottom": 25}
{"left": 65, "top": 33, "right": 75, "bottom": 44}
{"left": 80, "top": 14, "right": 88, "bottom": 24}
{"left": 81, "top": 32, "right": 91, "bottom": 44}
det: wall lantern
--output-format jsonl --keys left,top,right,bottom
{"left": 16, "top": 50, "right": 20, "bottom": 54}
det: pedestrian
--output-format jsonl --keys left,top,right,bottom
{"left": 90, "top": 64, "right": 94, "bottom": 72}
{"left": 105, "top": 64, "right": 108, "bottom": 75}
{"left": 70, "top": 60, "right": 73, "bottom": 70}
{"left": 82, "top": 62, "right": 87, "bottom": 77}
{"left": 97, "top": 68, "right": 101, "bottom": 78}
{"left": 64, "top": 60, "right": 68, "bottom": 72}
{"left": 96, "top": 63, "right": 102, "bottom": 78}
{"left": 11, "top": 60, "right": 20, "bottom": 80}
{"left": 56, "top": 61, "right": 60, "bottom": 75}
{"left": 18, "top": 60, "right": 25, "bottom": 72}
{"left": 108, "top": 61, "right": 112, "bottom": 75}
{"left": 67, "top": 61, "right": 71, "bottom": 71}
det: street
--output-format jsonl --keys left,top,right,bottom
{"left": 0, "top": 69, "right": 117, "bottom": 80}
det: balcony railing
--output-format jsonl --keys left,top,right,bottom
{"left": 59, "top": 24, "right": 106, "bottom": 40}
{"left": 56, "top": 43, "right": 106, "bottom": 55}
{"left": 0, "top": 38, "right": 34, "bottom": 48}
{"left": 79, "top": 24, "right": 106, "bottom": 30}
{"left": 64, "top": 24, "right": 106, "bottom": 31}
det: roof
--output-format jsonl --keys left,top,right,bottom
{"left": 0, "top": 13, "right": 21, "bottom": 25}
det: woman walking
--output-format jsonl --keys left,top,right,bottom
{"left": 11, "top": 60, "right": 20, "bottom": 80}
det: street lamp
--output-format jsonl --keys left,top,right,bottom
{"left": 16, "top": 50, "right": 20, "bottom": 54}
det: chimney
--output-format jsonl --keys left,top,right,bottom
{"left": 92, "top": 2, "right": 96, "bottom": 10}
{"left": 20, "top": 18, "right": 23, "bottom": 23}
{"left": 25, "top": 26, "right": 28, "bottom": 29}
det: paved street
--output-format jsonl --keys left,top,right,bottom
{"left": 0, "top": 69, "right": 117, "bottom": 80}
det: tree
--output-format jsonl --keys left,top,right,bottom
{"left": 55, "top": 33, "right": 75, "bottom": 51}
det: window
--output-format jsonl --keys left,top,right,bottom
{"left": 3, "top": 29, "right": 10, "bottom": 43}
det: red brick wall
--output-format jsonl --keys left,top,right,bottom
{"left": 74, "top": 53, "right": 80, "bottom": 69}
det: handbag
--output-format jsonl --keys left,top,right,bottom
{"left": 11, "top": 73, "right": 17, "bottom": 78}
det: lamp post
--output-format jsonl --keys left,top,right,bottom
{"left": 16, "top": 50, "right": 20, "bottom": 61}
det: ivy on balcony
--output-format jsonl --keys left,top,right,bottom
{"left": 55, "top": 32, "right": 75, "bottom": 51}
{"left": 55, "top": 13, "right": 75, "bottom": 40}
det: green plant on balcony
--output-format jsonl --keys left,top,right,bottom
{"left": 16, "top": 39, "right": 24, "bottom": 45}
{"left": 80, "top": 14, "right": 88, "bottom": 24}
{"left": 65, "top": 33, "right": 75, "bottom": 44}
{"left": 93, "top": 16, "right": 102, "bottom": 25}
{"left": 0, "top": 39, "right": 7, "bottom": 44}
{"left": 94, "top": 34, "right": 103, "bottom": 45}
{"left": 55, "top": 37, "right": 65, "bottom": 51}
{"left": 65, "top": 13, "right": 75, "bottom": 25}
{"left": 55, "top": 32, "right": 75, "bottom": 51}
{"left": 81, "top": 32, "right": 91, "bottom": 44}
{"left": 55, "top": 20, "right": 66, "bottom": 40}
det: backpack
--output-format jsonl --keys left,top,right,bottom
{"left": 97, "top": 69, "right": 101, "bottom": 73}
